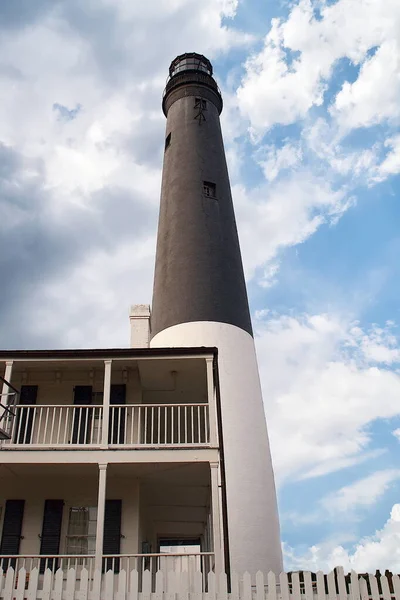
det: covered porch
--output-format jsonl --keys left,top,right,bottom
{"left": 0, "top": 462, "right": 224, "bottom": 578}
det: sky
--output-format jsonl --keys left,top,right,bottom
{"left": 1, "top": 0, "right": 400, "bottom": 573}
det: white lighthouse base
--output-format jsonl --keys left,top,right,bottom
{"left": 151, "top": 321, "right": 283, "bottom": 575}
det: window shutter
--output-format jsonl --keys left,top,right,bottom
{"left": 39, "top": 500, "right": 64, "bottom": 572}
{"left": 102, "top": 499, "right": 122, "bottom": 573}
{"left": 14, "top": 385, "right": 37, "bottom": 444}
{"left": 72, "top": 386, "right": 92, "bottom": 444}
{"left": 109, "top": 385, "right": 126, "bottom": 444}
{"left": 0, "top": 499, "right": 25, "bottom": 569}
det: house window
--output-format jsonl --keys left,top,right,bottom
{"left": 65, "top": 507, "right": 97, "bottom": 555}
{"left": 194, "top": 98, "right": 207, "bottom": 110}
{"left": 203, "top": 181, "right": 216, "bottom": 198}
{"left": 165, "top": 132, "right": 171, "bottom": 150}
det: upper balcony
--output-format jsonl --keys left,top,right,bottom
{"left": 0, "top": 347, "right": 219, "bottom": 456}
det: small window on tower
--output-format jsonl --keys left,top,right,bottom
{"left": 203, "top": 181, "right": 216, "bottom": 198}
{"left": 165, "top": 133, "right": 171, "bottom": 150}
{"left": 195, "top": 98, "right": 207, "bottom": 110}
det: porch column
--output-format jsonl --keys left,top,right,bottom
{"left": 206, "top": 358, "right": 218, "bottom": 446}
{"left": 0, "top": 361, "right": 14, "bottom": 428}
{"left": 101, "top": 360, "right": 112, "bottom": 448}
{"left": 95, "top": 463, "right": 108, "bottom": 572}
{"left": 210, "top": 461, "right": 224, "bottom": 575}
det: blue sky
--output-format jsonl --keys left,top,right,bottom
{"left": 1, "top": 0, "right": 400, "bottom": 572}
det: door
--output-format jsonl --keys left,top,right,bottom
{"left": 14, "top": 386, "right": 37, "bottom": 444}
{"left": 72, "top": 386, "right": 92, "bottom": 444}
{"left": 109, "top": 384, "right": 126, "bottom": 444}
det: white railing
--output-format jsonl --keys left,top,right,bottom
{"left": 109, "top": 404, "right": 210, "bottom": 446}
{"left": 0, "top": 403, "right": 211, "bottom": 448}
{"left": 0, "top": 566, "right": 399, "bottom": 600}
{"left": 0, "top": 405, "right": 102, "bottom": 447}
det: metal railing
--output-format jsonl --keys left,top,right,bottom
{"left": 109, "top": 404, "right": 210, "bottom": 446}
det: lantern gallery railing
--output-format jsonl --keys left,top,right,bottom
{"left": 0, "top": 403, "right": 210, "bottom": 448}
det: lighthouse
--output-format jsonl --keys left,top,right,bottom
{"left": 150, "top": 53, "right": 283, "bottom": 575}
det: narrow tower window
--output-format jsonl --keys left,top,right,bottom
{"left": 203, "top": 181, "right": 216, "bottom": 198}
{"left": 165, "top": 132, "right": 171, "bottom": 150}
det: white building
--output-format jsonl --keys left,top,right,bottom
{"left": 0, "top": 53, "right": 282, "bottom": 580}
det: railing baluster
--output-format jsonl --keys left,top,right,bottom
{"left": 171, "top": 405, "right": 174, "bottom": 444}
{"left": 178, "top": 405, "right": 181, "bottom": 444}
{"left": 49, "top": 406, "right": 56, "bottom": 445}
{"left": 56, "top": 407, "right": 63, "bottom": 445}
{"left": 43, "top": 406, "right": 50, "bottom": 445}
{"left": 158, "top": 406, "right": 161, "bottom": 444}
{"left": 151, "top": 406, "right": 155, "bottom": 444}
{"left": 144, "top": 405, "right": 148, "bottom": 445}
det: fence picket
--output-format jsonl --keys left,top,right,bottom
{"left": 128, "top": 569, "right": 138, "bottom": 600}
{"left": 349, "top": 571, "right": 360, "bottom": 600}
{"left": 14, "top": 566, "right": 26, "bottom": 600}
{"left": 53, "top": 569, "right": 64, "bottom": 600}
{"left": 155, "top": 570, "right": 164, "bottom": 600}
{"left": 279, "top": 573, "right": 290, "bottom": 600}
{"left": 327, "top": 570, "right": 336, "bottom": 600}
{"left": 0, "top": 567, "right": 4, "bottom": 599}
{"left": 26, "top": 567, "right": 39, "bottom": 600}
{"left": 142, "top": 570, "right": 151, "bottom": 600}
{"left": 335, "top": 566, "right": 347, "bottom": 600}
{"left": 208, "top": 572, "right": 216, "bottom": 600}
{"left": 178, "top": 570, "right": 189, "bottom": 600}
{"left": 230, "top": 572, "right": 240, "bottom": 600}
{"left": 79, "top": 568, "right": 89, "bottom": 600}
{"left": 3, "top": 567, "right": 15, "bottom": 600}
{"left": 359, "top": 576, "right": 369, "bottom": 600}
{"left": 267, "top": 572, "right": 276, "bottom": 600}
{"left": 91, "top": 570, "right": 102, "bottom": 600}
{"left": 42, "top": 568, "right": 53, "bottom": 600}
{"left": 218, "top": 572, "right": 228, "bottom": 600}
{"left": 104, "top": 570, "right": 115, "bottom": 600}
{"left": 65, "top": 568, "right": 77, "bottom": 600}
{"left": 316, "top": 572, "right": 325, "bottom": 600}
{"left": 192, "top": 571, "right": 202, "bottom": 600}
{"left": 242, "top": 573, "right": 251, "bottom": 600}
{"left": 303, "top": 571, "right": 314, "bottom": 600}
{"left": 255, "top": 571, "right": 264, "bottom": 600}
{"left": 291, "top": 572, "right": 301, "bottom": 600}
{"left": 368, "top": 574, "right": 380, "bottom": 600}
{"left": 116, "top": 569, "right": 127, "bottom": 600}
{"left": 380, "top": 575, "right": 392, "bottom": 600}
{"left": 393, "top": 575, "right": 400, "bottom": 600}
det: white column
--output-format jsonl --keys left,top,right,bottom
{"left": 206, "top": 358, "right": 218, "bottom": 446}
{"left": 101, "top": 360, "right": 112, "bottom": 448}
{"left": 210, "top": 461, "right": 224, "bottom": 575}
{"left": 95, "top": 463, "right": 108, "bottom": 573}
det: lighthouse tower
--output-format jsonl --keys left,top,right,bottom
{"left": 151, "top": 53, "right": 283, "bottom": 575}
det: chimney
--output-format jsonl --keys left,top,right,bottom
{"left": 129, "top": 304, "right": 150, "bottom": 348}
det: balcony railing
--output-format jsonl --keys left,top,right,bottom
{"left": 109, "top": 404, "right": 210, "bottom": 446}
{"left": 0, "top": 405, "right": 102, "bottom": 447}
{"left": 0, "top": 403, "right": 210, "bottom": 449}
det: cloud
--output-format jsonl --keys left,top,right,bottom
{"left": 320, "top": 470, "right": 400, "bottom": 515}
{"left": 254, "top": 313, "right": 400, "bottom": 483}
{"left": 237, "top": 0, "right": 400, "bottom": 136}
{"left": 0, "top": 0, "right": 251, "bottom": 349}
{"left": 234, "top": 174, "right": 351, "bottom": 281}
{"left": 284, "top": 504, "right": 400, "bottom": 572}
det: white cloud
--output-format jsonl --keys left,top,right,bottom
{"left": 237, "top": 0, "right": 400, "bottom": 136}
{"left": 321, "top": 470, "right": 400, "bottom": 515}
{"left": 256, "top": 143, "right": 303, "bottom": 182}
{"left": 284, "top": 504, "right": 400, "bottom": 572}
{"left": 392, "top": 429, "right": 400, "bottom": 442}
{"left": 255, "top": 313, "right": 400, "bottom": 483}
{"left": 234, "top": 174, "right": 350, "bottom": 281}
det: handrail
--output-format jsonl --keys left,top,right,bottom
{"left": 0, "top": 375, "right": 20, "bottom": 395}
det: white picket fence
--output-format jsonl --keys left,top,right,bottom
{"left": 1, "top": 566, "right": 399, "bottom": 600}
